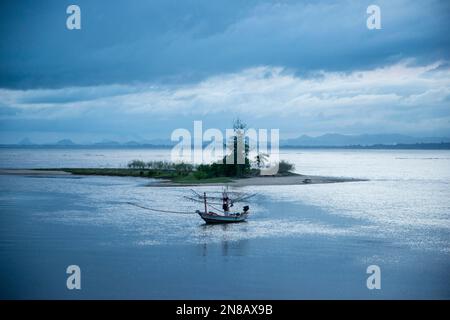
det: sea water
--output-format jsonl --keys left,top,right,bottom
{"left": 0, "top": 148, "right": 449, "bottom": 298}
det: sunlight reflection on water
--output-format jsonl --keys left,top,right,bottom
{"left": 1, "top": 149, "right": 449, "bottom": 254}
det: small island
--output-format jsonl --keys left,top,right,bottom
{"left": 0, "top": 120, "right": 366, "bottom": 186}
{"left": 0, "top": 165, "right": 365, "bottom": 186}
{"left": 38, "top": 162, "right": 363, "bottom": 187}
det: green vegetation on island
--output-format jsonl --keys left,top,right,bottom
{"left": 38, "top": 120, "right": 296, "bottom": 184}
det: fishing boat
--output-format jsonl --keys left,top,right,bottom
{"left": 188, "top": 189, "right": 253, "bottom": 224}
{"left": 196, "top": 208, "right": 249, "bottom": 224}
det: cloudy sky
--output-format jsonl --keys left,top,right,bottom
{"left": 0, "top": 0, "right": 449, "bottom": 143}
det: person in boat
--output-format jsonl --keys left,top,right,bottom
{"left": 222, "top": 195, "right": 229, "bottom": 212}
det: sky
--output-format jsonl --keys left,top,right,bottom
{"left": 0, "top": 0, "right": 449, "bottom": 143}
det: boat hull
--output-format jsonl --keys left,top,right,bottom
{"left": 197, "top": 211, "right": 248, "bottom": 224}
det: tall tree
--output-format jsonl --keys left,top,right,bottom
{"left": 224, "top": 119, "right": 250, "bottom": 177}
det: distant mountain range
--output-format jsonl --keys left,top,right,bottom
{"left": 55, "top": 139, "right": 76, "bottom": 146}
{"left": 281, "top": 133, "right": 450, "bottom": 147}
{"left": 17, "top": 137, "right": 35, "bottom": 146}
{"left": 5, "top": 134, "right": 450, "bottom": 149}
{"left": 14, "top": 138, "right": 176, "bottom": 147}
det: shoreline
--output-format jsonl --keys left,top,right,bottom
{"left": 148, "top": 174, "right": 365, "bottom": 187}
{"left": 0, "top": 169, "right": 367, "bottom": 186}
{"left": 0, "top": 169, "right": 71, "bottom": 175}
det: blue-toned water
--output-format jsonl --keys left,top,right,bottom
{"left": 0, "top": 148, "right": 449, "bottom": 299}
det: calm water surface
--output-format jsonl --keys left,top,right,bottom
{"left": 0, "top": 148, "right": 449, "bottom": 299}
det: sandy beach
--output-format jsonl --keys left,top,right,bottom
{"left": 0, "top": 169, "right": 71, "bottom": 175}
{"left": 147, "top": 174, "right": 365, "bottom": 187}
{"left": 0, "top": 169, "right": 365, "bottom": 186}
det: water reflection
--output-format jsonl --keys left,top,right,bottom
{"left": 198, "top": 223, "right": 249, "bottom": 257}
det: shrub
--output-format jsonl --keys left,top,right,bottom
{"left": 278, "top": 160, "right": 295, "bottom": 174}
{"left": 146, "top": 161, "right": 174, "bottom": 170}
{"left": 174, "top": 162, "right": 193, "bottom": 176}
{"left": 127, "top": 160, "right": 146, "bottom": 169}
{"left": 194, "top": 170, "right": 209, "bottom": 179}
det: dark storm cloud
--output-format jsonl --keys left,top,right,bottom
{"left": 1, "top": 0, "right": 449, "bottom": 89}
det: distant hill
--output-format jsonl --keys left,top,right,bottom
{"left": 18, "top": 137, "right": 34, "bottom": 145}
{"left": 55, "top": 139, "right": 76, "bottom": 146}
{"left": 140, "top": 138, "right": 175, "bottom": 146}
{"left": 124, "top": 141, "right": 140, "bottom": 146}
{"left": 2, "top": 134, "right": 449, "bottom": 149}
{"left": 93, "top": 140, "right": 121, "bottom": 146}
